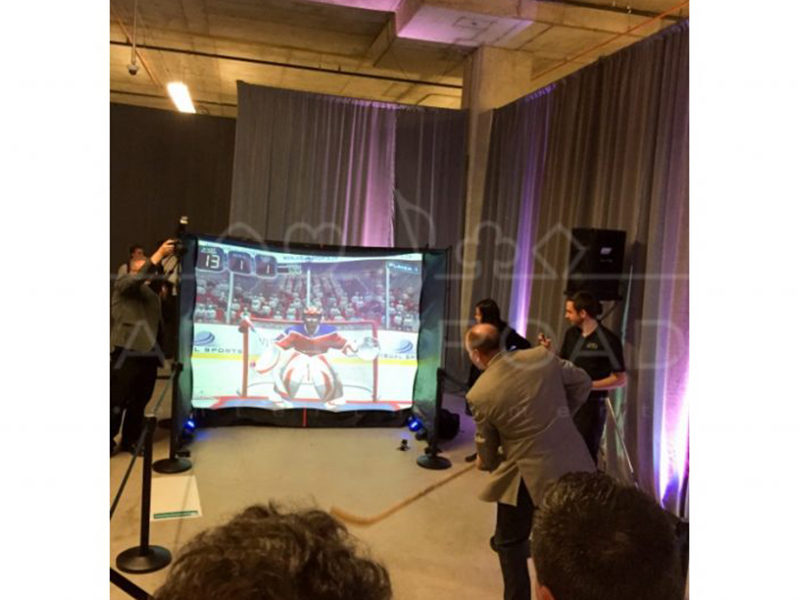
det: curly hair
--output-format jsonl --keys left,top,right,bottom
{"left": 154, "top": 503, "right": 392, "bottom": 600}
{"left": 531, "top": 472, "right": 683, "bottom": 600}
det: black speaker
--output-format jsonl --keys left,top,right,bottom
{"left": 566, "top": 228, "right": 626, "bottom": 301}
{"left": 437, "top": 409, "right": 461, "bottom": 441}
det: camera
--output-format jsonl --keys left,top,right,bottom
{"left": 171, "top": 238, "right": 186, "bottom": 257}
{"left": 127, "top": 62, "right": 139, "bottom": 76}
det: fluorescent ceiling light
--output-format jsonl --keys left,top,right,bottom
{"left": 167, "top": 82, "right": 196, "bottom": 113}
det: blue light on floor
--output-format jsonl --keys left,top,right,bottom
{"left": 407, "top": 416, "right": 422, "bottom": 432}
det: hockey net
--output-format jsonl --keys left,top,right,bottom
{"left": 240, "top": 318, "right": 379, "bottom": 401}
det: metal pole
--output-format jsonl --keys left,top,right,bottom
{"left": 605, "top": 397, "right": 638, "bottom": 486}
{"left": 139, "top": 417, "right": 155, "bottom": 551}
{"left": 115, "top": 416, "right": 172, "bottom": 573}
{"left": 153, "top": 233, "right": 192, "bottom": 475}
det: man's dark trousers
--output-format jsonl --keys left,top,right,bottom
{"left": 493, "top": 482, "right": 535, "bottom": 600}
{"left": 573, "top": 394, "right": 608, "bottom": 464}
{"left": 110, "top": 347, "right": 158, "bottom": 449}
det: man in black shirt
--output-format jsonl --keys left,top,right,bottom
{"left": 539, "top": 291, "right": 626, "bottom": 464}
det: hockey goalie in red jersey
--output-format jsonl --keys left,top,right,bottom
{"left": 245, "top": 306, "right": 376, "bottom": 409}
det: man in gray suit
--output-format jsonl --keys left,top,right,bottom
{"left": 464, "top": 323, "right": 596, "bottom": 600}
{"left": 111, "top": 239, "right": 176, "bottom": 455}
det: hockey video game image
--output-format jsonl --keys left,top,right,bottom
{"left": 189, "top": 239, "right": 423, "bottom": 413}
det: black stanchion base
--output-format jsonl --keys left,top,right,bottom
{"left": 417, "top": 453, "right": 452, "bottom": 470}
{"left": 152, "top": 457, "right": 192, "bottom": 474}
{"left": 116, "top": 545, "right": 171, "bottom": 574}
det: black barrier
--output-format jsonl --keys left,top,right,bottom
{"left": 417, "top": 368, "right": 468, "bottom": 470}
{"left": 111, "top": 368, "right": 175, "bottom": 518}
{"left": 410, "top": 248, "right": 449, "bottom": 436}
{"left": 111, "top": 370, "right": 178, "bottom": 581}
{"left": 115, "top": 416, "right": 172, "bottom": 574}
{"left": 154, "top": 230, "right": 195, "bottom": 475}
{"left": 110, "top": 568, "right": 154, "bottom": 600}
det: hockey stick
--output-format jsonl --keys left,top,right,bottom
{"left": 330, "top": 463, "right": 476, "bottom": 526}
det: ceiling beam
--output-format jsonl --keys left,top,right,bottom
{"left": 109, "top": 40, "right": 462, "bottom": 89}
{"left": 537, "top": 0, "right": 685, "bottom": 21}
{"left": 110, "top": 89, "right": 238, "bottom": 109}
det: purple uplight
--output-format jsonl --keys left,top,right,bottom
{"left": 508, "top": 90, "right": 552, "bottom": 337}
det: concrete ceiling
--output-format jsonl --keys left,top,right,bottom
{"left": 110, "top": 0, "right": 689, "bottom": 118}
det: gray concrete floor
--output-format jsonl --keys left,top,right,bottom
{"left": 110, "top": 380, "right": 536, "bottom": 599}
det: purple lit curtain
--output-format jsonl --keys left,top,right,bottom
{"left": 479, "top": 21, "right": 689, "bottom": 513}
{"left": 471, "top": 86, "right": 552, "bottom": 340}
{"left": 229, "top": 83, "right": 396, "bottom": 247}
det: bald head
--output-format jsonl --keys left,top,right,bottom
{"left": 465, "top": 323, "right": 501, "bottom": 371}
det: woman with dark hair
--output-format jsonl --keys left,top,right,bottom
{"left": 468, "top": 299, "right": 531, "bottom": 386}
{"left": 464, "top": 299, "right": 531, "bottom": 461}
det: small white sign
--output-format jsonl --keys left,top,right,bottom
{"left": 150, "top": 475, "right": 202, "bottom": 522}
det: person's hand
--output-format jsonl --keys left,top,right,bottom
{"left": 537, "top": 333, "right": 553, "bottom": 351}
{"left": 152, "top": 239, "right": 176, "bottom": 264}
{"left": 159, "top": 239, "right": 177, "bottom": 256}
{"left": 475, "top": 454, "right": 483, "bottom": 469}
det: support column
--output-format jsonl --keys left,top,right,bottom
{"left": 459, "top": 45, "right": 538, "bottom": 324}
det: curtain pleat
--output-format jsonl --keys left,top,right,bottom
{"left": 478, "top": 21, "right": 689, "bottom": 512}
{"left": 229, "top": 84, "right": 396, "bottom": 247}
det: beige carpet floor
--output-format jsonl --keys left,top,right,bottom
{"left": 110, "top": 379, "right": 539, "bottom": 599}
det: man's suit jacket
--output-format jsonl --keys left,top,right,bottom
{"left": 466, "top": 347, "right": 596, "bottom": 507}
{"left": 111, "top": 259, "right": 163, "bottom": 355}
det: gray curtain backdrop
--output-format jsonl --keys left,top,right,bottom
{"left": 394, "top": 108, "right": 468, "bottom": 371}
{"left": 110, "top": 103, "right": 235, "bottom": 272}
{"left": 489, "top": 21, "right": 689, "bottom": 512}
{"left": 229, "top": 83, "right": 396, "bottom": 247}
{"left": 229, "top": 83, "right": 468, "bottom": 370}
{"left": 471, "top": 86, "right": 553, "bottom": 341}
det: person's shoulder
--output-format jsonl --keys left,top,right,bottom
{"left": 597, "top": 323, "right": 622, "bottom": 342}
{"left": 504, "top": 346, "right": 556, "bottom": 371}
{"left": 512, "top": 346, "right": 549, "bottom": 359}
{"left": 504, "top": 327, "right": 532, "bottom": 349}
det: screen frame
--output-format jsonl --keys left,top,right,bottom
{"left": 178, "top": 233, "right": 448, "bottom": 430}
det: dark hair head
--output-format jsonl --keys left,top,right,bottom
{"left": 474, "top": 298, "right": 507, "bottom": 329}
{"left": 567, "top": 291, "right": 603, "bottom": 319}
{"left": 154, "top": 503, "right": 392, "bottom": 600}
{"left": 129, "top": 244, "right": 144, "bottom": 256}
{"left": 532, "top": 472, "right": 683, "bottom": 600}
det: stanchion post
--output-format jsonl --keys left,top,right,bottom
{"left": 116, "top": 416, "right": 172, "bottom": 574}
{"left": 154, "top": 229, "right": 192, "bottom": 475}
{"left": 417, "top": 368, "right": 452, "bottom": 470}
{"left": 153, "top": 361, "right": 191, "bottom": 474}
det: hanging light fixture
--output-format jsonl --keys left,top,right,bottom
{"left": 167, "top": 82, "right": 196, "bottom": 113}
{"left": 126, "top": 0, "right": 139, "bottom": 75}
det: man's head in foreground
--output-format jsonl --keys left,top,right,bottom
{"left": 154, "top": 503, "right": 392, "bottom": 600}
{"left": 464, "top": 323, "right": 501, "bottom": 371}
{"left": 532, "top": 472, "right": 683, "bottom": 600}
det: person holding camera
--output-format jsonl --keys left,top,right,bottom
{"left": 110, "top": 239, "right": 176, "bottom": 455}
